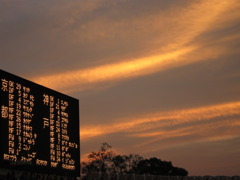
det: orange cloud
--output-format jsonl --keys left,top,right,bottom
{"left": 33, "top": 43, "right": 231, "bottom": 93}
{"left": 33, "top": 46, "right": 195, "bottom": 92}
{"left": 80, "top": 101, "right": 240, "bottom": 142}
{"left": 31, "top": 1, "right": 238, "bottom": 93}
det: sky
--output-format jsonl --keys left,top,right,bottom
{"left": 1, "top": 0, "right": 240, "bottom": 176}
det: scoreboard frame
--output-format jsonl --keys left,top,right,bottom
{"left": 0, "top": 69, "right": 80, "bottom": 177}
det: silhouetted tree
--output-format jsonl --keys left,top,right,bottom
{"left": 111, "top": 155, "right": 126, "bottom": 173}
{"left": 82, "top": 142, "right": 115, "bottom": 174}
{"left": 123, "top": 154, "right": 143, "bottom": 173}
{"left": 171, "top": 167, "right": 188, "bottom": 176}
{"left": 81, "top": 143, "right": 188, "bottom": 177}
{"left": 135, "top": 157, "right": 188, "bottom": 176}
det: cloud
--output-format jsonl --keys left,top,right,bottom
{"left": 80, "top": 101, "right": 240, "bottom": 145}
{"left": 1, "top": 0, "right": 239, "bottom": 84}
{"left": 33, "top": 46, "right": 196, "bottom": 92}
{"left": 32, "top": 37, "right": 234, "bottom": 94}
{"left": 27, "top": 0, "right": 240, "bottom": 94}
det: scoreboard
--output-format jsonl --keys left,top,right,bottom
{"left": 0, "top": 69, "right": 80, "bottom": 177}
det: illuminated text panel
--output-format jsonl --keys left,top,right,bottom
{"left": 0, "top": 69, "right": 80, "bottom": 176}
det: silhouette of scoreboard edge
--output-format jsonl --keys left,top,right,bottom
{"left": 0, "top": 69, "right": 80, "bottom": 177}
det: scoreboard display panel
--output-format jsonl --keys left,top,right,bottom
{"left": 0, "top": 69, "right": 80, "bottom": 177}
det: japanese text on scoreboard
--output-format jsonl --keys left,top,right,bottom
{"left": 0, "top": 69, "right": 80, "bottom": 176}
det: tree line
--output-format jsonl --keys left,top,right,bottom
{"left": 81, "top": 142, "right": 188, "bottom": 177}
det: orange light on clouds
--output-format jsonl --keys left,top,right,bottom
{"left": 33, "top": 46, "right": 195, "bottom": 92}
{"left": 81, "top": 101, "right": 240, "bottom": 144}
{"left": 31, "top": 0, "right": 239, "bottom": 94}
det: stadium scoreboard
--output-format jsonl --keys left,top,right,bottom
{"left": 0, "top": 69, "right": 80, "bottom": 176}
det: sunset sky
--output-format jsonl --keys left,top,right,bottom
{"left": 1, "top": 0, "right": 240, "bottom": 176}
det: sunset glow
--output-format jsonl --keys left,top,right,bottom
{"left": 81, "top": 101, "right": 240, "bottom": 141}
{"left": 1, "top": 0, "right": 240, "bottom": 176}
{"left": 33, "top": 47, "right": 196, "bottom": 91}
